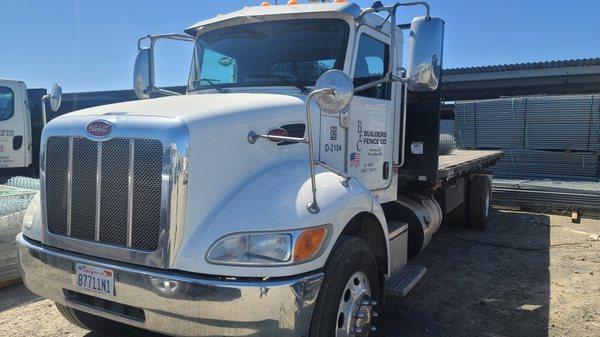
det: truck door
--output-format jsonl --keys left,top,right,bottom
{"left": 0, "top": 80, "right": 29, "bottom": 169}
{"left": 346, "top": 27, "right": 396, "bottom": 190}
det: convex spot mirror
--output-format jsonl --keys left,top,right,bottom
{"left": 314, "top": 70, "right": 354, "bottom": 114}
{"left": 406, "top": 16, "right": 445, "bottom": 92}
{"left": 134, "top": 47, "right": 152, "bottom": 100}
{"left": 49, "top": 83, "right": 62, "bottom": 112}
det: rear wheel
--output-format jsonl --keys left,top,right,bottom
{"left": 55, "top": 303, "right": 127, "bottom": 333}
{"left": 309, "top": 237, "right": 380, "bottom": 337}
{"left": 468, "top": 175, "right": 492, "bottom": 229}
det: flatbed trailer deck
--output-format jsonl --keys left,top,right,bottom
{"left": 437, "top": 150, "right": 503, "bottom": 183}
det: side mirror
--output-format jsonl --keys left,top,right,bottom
{"left": 314, "top": 70, "right": 354, "bottom": 114}
{"left": 133, "top": 34, "right": 195, "bottom": 99}
{"left": 41, "top": 82, "right": 62, "bottom": 126}
{"left": 49, "top": 83, "right": 62, "bottom": 112}
{"left": 134, "top": 47, "right": 153, "bottom": 100}
{"left": 406, "top": 17, "right": 445, "bottom": 92}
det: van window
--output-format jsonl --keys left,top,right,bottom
{"left": 0, "top": 86, "right": 15, "bottom": 121}
{"left": 353, "top": 34, "right": 391, "bottom": 100}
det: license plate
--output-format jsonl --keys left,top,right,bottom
{"left": 75, "top": 263, "right": 114, "bottom": 296}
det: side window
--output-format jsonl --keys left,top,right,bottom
{"left": 0, "top": 86, "right": 15, "bottom": 121}
{"left": 353, "top": 34, "right": 391, "bottom": 100}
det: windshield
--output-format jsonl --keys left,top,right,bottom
{"left": 188, "top": 19, "right": 349, "bottom": 92}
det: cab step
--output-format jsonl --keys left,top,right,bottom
{"left": 385, "top": 264, "right": 427, "bottom": 297}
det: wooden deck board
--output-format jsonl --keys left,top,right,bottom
{"left": 438, "top": 150, "right": 503, "bottom": 181}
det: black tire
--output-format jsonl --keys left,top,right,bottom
{"left": 468, "top": 175, "right": 491, "bottom": 229}
{"left": 309, "top": 236, "right": 380, "bottom": 337}
{"left": 55, "top": 303, "right": 127, "bottom": 333}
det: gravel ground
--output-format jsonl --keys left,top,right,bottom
{"left": 0, "top": 209, "right": 598, "bottom": 337}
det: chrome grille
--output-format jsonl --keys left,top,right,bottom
{"left": 70, "top": 138, "right": 97, "bottom": 241}
{"left": 131, "top": 140, "right": 163, "bottom": 251}
{"left": 99, "top": 138, "right": 130, "bottom": 246}
{"left": 45, "top": 137, "right": 70, "bottom": 236}
{"left": 45, "top": 136, "right": 163, "bottom": 252}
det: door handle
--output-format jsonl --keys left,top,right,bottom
{"left": 383, "top": 161, "right": 389, "bottom": 180}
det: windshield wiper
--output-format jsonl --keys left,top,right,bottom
{"left": 193, "top": 78, "right": 226, "bottom": 93}
{"left": 247, "top": 74, "right": 310, "bottom": 94}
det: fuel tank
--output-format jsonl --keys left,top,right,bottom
{"left": 382, "top": 194, "right": 442, "bottom": 259}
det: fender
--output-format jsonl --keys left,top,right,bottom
{"left": 173, "top": 160, "right": 390, "bottom": 278}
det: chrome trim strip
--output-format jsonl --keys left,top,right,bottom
{"left": 127, "top": 139, "right": 135, "bottom": 248}
{"left": 40, "top": 115, "right": 190, "bottom": 269}
{"left": 95, "top": 142, "right": 102, "bottom": 241}
{"left": 66, "top": 137, "right": 74, "bottom": 236}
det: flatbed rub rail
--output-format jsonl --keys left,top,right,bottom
{"left": 437, "top": 150, "right": 503, "bottom": 182}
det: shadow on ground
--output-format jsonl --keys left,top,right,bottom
{"left": 375, "top": 209, "right": 551, "bottom": 337}
{"left": 0, "top": 284, "right": 42, "bottom": 312}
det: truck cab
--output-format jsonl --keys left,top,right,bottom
{"left": 17, "top": 2, "right": 499, "bottom": 337}
{"left": 0, "top": 79, "right": 32, "bottom": 171}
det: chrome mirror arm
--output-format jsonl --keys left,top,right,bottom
{"left": 303, "top": 88, "right": 331, "bottom": 214}
{"left": 247, "top": 87, "right": 346, "bottom": 214}
{"left": 248, "top": 69, "right": 354, "bottom": 214}
{"left": 247, "top": 132, "right": 308, "bottom": 145}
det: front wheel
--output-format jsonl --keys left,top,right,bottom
{"left": 309, "top": 236, "right": 380, "bottom": 337}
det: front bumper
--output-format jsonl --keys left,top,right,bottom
{"left": 16, "top": 233, "right": 323, "bottom": 337}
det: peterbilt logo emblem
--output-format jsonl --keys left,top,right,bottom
{"left": 87, "top": 121, "right": 113, "bottom": 137}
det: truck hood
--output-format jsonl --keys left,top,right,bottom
{"left": 48, "top": 92, "right": 318, "bottom": 277}
{"left": 66, "top": 93, "right": 307, "bottom": 124}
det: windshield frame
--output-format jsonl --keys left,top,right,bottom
{"left": 187, "top": 19, "right": 351, "bottom": 93}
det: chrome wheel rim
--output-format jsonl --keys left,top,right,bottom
{"left": 335, "top": 271, "right": 375, "bottom": 337}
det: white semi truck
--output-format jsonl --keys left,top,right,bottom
{"left": 0, "top": 80, "right": 62, "bottom": 177}
{"left": 17, "top": 2, "right": 501, "bottom": 336}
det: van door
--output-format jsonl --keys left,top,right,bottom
{"left": 0, "top": 80, "right": 29, "bottom": 169}
{"left": 346, "top": 27, "right": 397, "bottom": 190}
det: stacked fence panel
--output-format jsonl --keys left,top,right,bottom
{"left": 455, "top": 94, "right": 600, "bottom": 181}
{"left": 524, "top": 96, "right": 599, "bottom": 152}
{"left": 493, "top": 179, "right": 600, "bottom": 212}
{"left": 493, "top": 149, "right": 598, "bottom": 181}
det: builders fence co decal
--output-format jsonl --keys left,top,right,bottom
{"left": 363, "top": 130, "right": 387, "bottom": 145}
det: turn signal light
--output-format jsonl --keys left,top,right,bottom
{"left": 294, "top": 226, "right": 327, "bottom": 262}
{"left": 334, "top": 0, "right": 348, "bottom": 2}
{"left": 288, "top": 0, "right": 299, "bottom": 4}
{"left": 260, "top": 1, "right": 271, "bottom": 6}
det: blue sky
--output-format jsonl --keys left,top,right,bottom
{"left": 1, "top": 0, "right": 599, "bottom": 92}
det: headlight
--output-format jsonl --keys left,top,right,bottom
{"left": 207, "top": 225, "right": 329, "bottom": 266}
